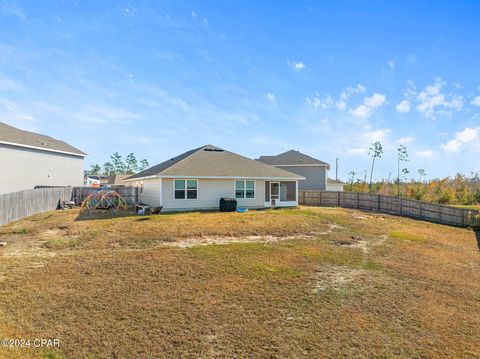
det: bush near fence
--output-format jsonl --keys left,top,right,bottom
{"left": 299, "top": 190, "right": 480, "bottom": 228}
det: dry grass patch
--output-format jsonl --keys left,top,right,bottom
{"left": 0, "top": 206, "right": 479, "bottom": 358}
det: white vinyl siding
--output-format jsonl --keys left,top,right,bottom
{"left": 139, "top": 178, "right": 162, "bottom": 206}
{"left": 162, "top": 178, "right": 265, "bottom": 211}
{"left": 135, "top": 177, "right": 300, "bottom": 211}
{"left": 0, "top": 143, "right": 84, "bottom": 195}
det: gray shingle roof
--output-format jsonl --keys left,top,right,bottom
{"left": 125, "top": 145, "right": 304, "bottom": 180}
{"left": 0, "top": 122, "right": 86, "bottom": 156}
{"left": 327, "top": 178, "right": 345, "bottom": 184}
{"left": 257, "top": 150, "right": 330, "bottom": 168}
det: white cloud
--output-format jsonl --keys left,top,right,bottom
{"left": 364, "top": 93, "right": 386, "bottom": 108}
{"left": 388, "top": 60, "right": 395, "bottom": 69}
{"left": 364, "top": 129, "right": 390, "bottom": 142}
{"left": 350, "top": 92, "right": 386, "bottom": 119}
{"left": 350, "top": 104, "right": 371, "bottom": 119}
{"left": 266, "top": 92, "right": 277, "bottom": 106}
{"left": 407, "top": 54, "right": 416, "bottom": 64}
{"left": 347, "top": 148, "right": 367, "bottom": 155}
{"left": 415, "top": 79, "right": 464, "bottom": 118}
{"left": 416, "top": 150, "right": 433, "bottom": 158}
{"left": 456, "top": 127, "right": 478, "bottom": 142}
{"left": 305, "top": 92, "right": 333, "bottom": 111}
{"left": 288, "top": 60, "right": 306, "bottom": 72}
{"left": 396, "top": 100, "right": 410, "bottom": 113}
{"left": 335, "top": 100, "right": 346, "bottom": 111}
{"left": 471, "top": 96, "right": 480, "bottom": 106}
{"left": 191, "top": 11, "right": 197, "bottom": 18}
{"left": 336, "top": 84, "right": 366, "bottom": 111}
{"left": 396, "top": 136, "right": 414, "bottom": 144}
{"left": 441, "top": 127, "right": 479, "bottom": 153}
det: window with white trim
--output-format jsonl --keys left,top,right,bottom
{"left": 235, "top": 180, "right": 255, "bottom": 199}
{"left": 174, "top": 179, "right": 198, "bottom": 199}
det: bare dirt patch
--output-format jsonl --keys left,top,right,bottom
{"left": 0, "top": 206, "right": 479, "bottom": 358}
{"left": 313, "top": 265, "right": 373, "bottom": 292}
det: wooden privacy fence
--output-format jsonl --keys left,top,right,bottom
{"left": 0, "top": 187, "right": 73, "bottom": 226}
{"left": 299, "top": 190, "right": 480, "bottom": 228}
{"left": 71, "top": 186, "right": 139, "bottom": 206}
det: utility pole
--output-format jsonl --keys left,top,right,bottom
{"left": 335, "top": 157, "right": 339, "bottom": 181}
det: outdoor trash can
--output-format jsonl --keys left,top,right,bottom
{"left": 219, "top": 197, "right": 237, "bottom": 212}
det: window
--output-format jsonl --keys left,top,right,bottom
{"left": 235, "top": 180, "right": 255, "bottom": 199}
{"left": 280, "top": 181, "right": 296, "bottom": 201}
{"left": 174, "top": 179, "right": 198, "bottom": 199}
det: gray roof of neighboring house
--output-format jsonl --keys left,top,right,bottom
{"left": 107, "top": 174, "right": 131, "bottom": 185}
{"left": 0, "top": 122, "right": 86, "bottom": 156}
{"left": 327, "top": 178, "right": 345, "bottom": 184}
{"left": 257, "top": 150, "right": 330, "bottom": 168}
{"left": 125, "top": 145, "right": 304, "bottom": 180}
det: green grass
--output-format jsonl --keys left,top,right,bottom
{"left": 389, "top": 230, "right": 427, "bottom": 243}
{"left": 44, "top": 237, "right": 79, "bottom": 249}
{"left": 361, "top": 260, "right": 384, "bottom": 270}
{"left": 452, "top": 205, "right": 480, "bottom": 210}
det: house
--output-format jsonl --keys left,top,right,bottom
{"left": 84, "top": 175, "right": 109, "bottom": 188}
{"left": 124, "top": 144, "right": 304, "bottom": 211}
{"left": 0, "top": 122, "right": 86, "bottom": 195}
{"left": 106, "top": 174, "right": 130, "bottom": 186}
{"left": 326, "top": 178, "right": 345, "bottom": 191}
{"left": 257, "top": 150, "right": 344, "bottom": 191}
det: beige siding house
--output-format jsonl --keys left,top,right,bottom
{"left": 124, "top": 145, "right": 304, "bottom": 211}
{"left": 0, "top": 122, "right": 86, "bottom": 195}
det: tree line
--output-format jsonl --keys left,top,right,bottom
{"left": 343, "top": 141, "right": 480, "bottom": 205}
{"left": 85, "top": 152, "right": 150, "bottom": 177}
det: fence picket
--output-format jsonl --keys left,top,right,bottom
{"left": 0, "top": 186, "right": 140, "bottom": 226}
{"left": 298, "top": 190, "right": 479, "bottom": 228}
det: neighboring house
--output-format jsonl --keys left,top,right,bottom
{"left": 84, "top": 175, "right": 109, "bottom": 187}
{"left": 0, "top": 122, "right": 86, "bottom": 195}
{"left": 106, "top": 174, "right": 130, "bottom": 186}
{"left": 124, "top": 144, "right": 304, "bottom": 211}
{"left": 85, "top": 176, "right": 102, "bottom": 188}
{"left": 257, "top": 150, "right": 336, "bottom": 191}
{"left": 326, "top": 178, "right": 345, "bottom": 192}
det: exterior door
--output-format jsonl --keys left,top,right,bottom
{"left": 270, "top": 182, "right": 280, "bottom": 205}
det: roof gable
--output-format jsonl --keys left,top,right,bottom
{"left": 257, "top": 150, "right": 329, "bottom": 167}
{"left": 0, "top": 122, "right": 86, "bottom": 156}
{"left": 126, "top": 145, "right": 304, "bottom": 180}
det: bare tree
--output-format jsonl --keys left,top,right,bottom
{"left": 402, "top": 168, "right": 410, "bottom": 195}
{"left": 348, "top": 171, "right": 356, "bottom": 191}
{"left": 418, "top": 169, "right": 427, "bottom": 183}
{"left": 397, "top": 145, "right": 408, "bottom": 196}
{"left": 368, "top": 141, "right": 383, "bottom": 192}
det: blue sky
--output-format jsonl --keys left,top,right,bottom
{"left": 1, "top": 0, "right": 480, "bottom": 180}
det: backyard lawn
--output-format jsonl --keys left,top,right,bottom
{"left": 0, "top": 206, "right": 479, "bottom": 358}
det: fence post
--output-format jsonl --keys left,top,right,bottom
{"left": 377, "top": 194, "right": 381, "bottom": 211}
{"left": 319, "top": 191, "right": 322, "bottom": 206}
{"left": 337, "top": 192, "right": 340, "bottom": 207}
